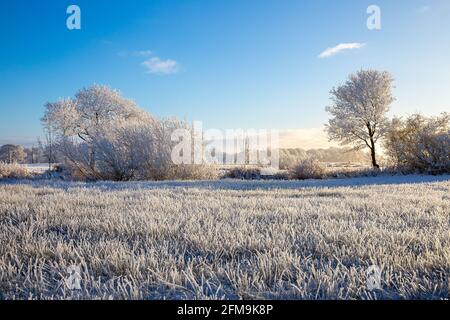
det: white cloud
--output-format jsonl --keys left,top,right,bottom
{"left": 319, "top": 43, "right": 366, "bottom": 58}
{"left": 142, "top": 57, "right": 179, "bottom": 75}
{"left": 119, "top": 50, "right": 180, "bottom": 75}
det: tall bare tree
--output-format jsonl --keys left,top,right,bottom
{"left": 325, "top": 70, "right": 395, "bottom": 168}
{"left": 40, "top": 119, "right": 55, "bottom": 170}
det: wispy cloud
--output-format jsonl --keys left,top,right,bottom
{"left": 118, "top": 50, "right": 180, "bottom": 75}
{"left": 319, "top": 43, "right": 366, "bottom": 58}
{"left": 142, "top": 57, "right": 179, "bottom": 75}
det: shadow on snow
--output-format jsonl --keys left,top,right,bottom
{"left": 2, "top": 174, "right": 449, "bottom": 192}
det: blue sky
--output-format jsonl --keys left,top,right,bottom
{"left": 1, "top": 0, "right": 449, "bottom": 147}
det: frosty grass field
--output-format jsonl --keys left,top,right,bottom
{"left": 0, "top": 175, "right": 449, "bottom": 300}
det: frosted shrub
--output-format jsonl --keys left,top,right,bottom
{"left": 167, "top": 164, "right": 218, "bottom": 180}
{"left": 385, "top": 113, "right": 450, "bottom": 174}
{"left": 56, "top": 120, "right": 202, "bottom": 181}
{"left": 291, "top": 158, "right": 326, "bottom": 180}
{"left": 279, "top": 149, "right": 307, "bottom": 170}
{"left": 226, "top": 167, "right": 262, "bottom": 180}
{"left": 0, "top": 162, "right": 31, "bottom": 179}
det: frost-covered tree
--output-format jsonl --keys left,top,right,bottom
{"left": 42, "top": 85, "right": 158, "bottom": 180}
{"left": 0, "top": 144, "right": 27, "bottom": 164}
{"left": 42, "top": 85, "right": 215, "bottom": 181}
{"left": 42, "top": 85, "right": 151, "bottom": 145}
{"left": 326, "top": 70, "right": 395, "bottom": 168}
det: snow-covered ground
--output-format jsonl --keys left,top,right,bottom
{"left": 20, "top": 163, "right": 52, "bottom": 174}
{"left": 0, "top": 175, "right": 448, "bottom": 300}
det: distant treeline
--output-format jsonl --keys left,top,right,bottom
{"left": 0, "top": 143, "right": 57, "bottom": 165}
{"left": 279, "top": 147, "right": 370, "bottom": 169}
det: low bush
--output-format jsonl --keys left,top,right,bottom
{"left": 0, "top": 162, "right": 31, "bottom": 179}
{"left": 291, "top": 158, "right": 327, "bottom": 180}
{"left": 385, "top": 113, "right": 450, "bottom": 174}
{"left": 165, "top": 164, "right": 219, "bottom": 181}
{"left": 225, "top": 167, "right": 262, "bottom": 180}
